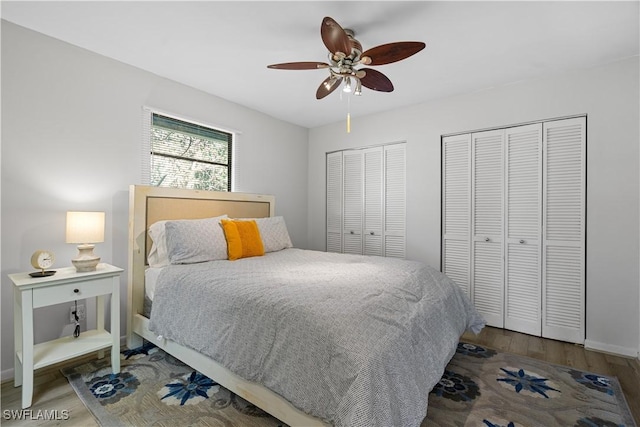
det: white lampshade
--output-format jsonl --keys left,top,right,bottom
{"left": 66, "top": 211, "right": 105, "bottom": 272}
{"left": 66, "top": 211, "right": 105, "bottom": 244}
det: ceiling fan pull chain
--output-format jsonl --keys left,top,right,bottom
{"left": 346, "top": 95, "right": 351, "bottom": 133}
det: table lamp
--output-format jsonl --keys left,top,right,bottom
{"left": 66, "top": 211, "right": 105, "bottom": 272}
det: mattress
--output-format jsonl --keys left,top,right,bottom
{"left": 148, "top": 248, "right": 485, "bottom": 427}
{"left": 144, "top": 266, "right": 164, "bottom": 301}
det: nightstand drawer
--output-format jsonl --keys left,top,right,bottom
{"left": 32, "top": 277, "right": 113, "bottom": 308}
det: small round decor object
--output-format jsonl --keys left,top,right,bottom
{"left": 29, "top": 250, "right": 56, "bottom": 277}
{"left": 31, "top": 250, "right": 55, "bottom": 270}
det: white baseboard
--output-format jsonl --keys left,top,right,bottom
{"left": 584, "top": 339, "right": 639, "bottom": 359}
{"left": 1, "top": 368, "right": 15, "bottom": 382}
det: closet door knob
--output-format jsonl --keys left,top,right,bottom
{"left": 370, "top": 231, "right": 375, "bottom": 235}
{"left": 519, "top": 239, "right": 525, "bottom": 244}
{"left": 350, "top": 230, "right": 355, "bottom": 235}
{"left": 485, "top": 237, "right": 490, "bottom": 242}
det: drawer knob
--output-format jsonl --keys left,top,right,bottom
{"left": 73, "top": 289, "right": 80, "bottom": 293}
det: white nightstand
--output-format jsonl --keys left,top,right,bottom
{"left": 9, "top": 263, "right": 123, "bottom": 409}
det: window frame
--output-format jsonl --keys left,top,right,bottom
{"left": 141, "top": 107, "right": 234, "bottom": 192}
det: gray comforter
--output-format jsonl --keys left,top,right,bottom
{"left": 149, "top": 248, "right": 485, "bottom": 427}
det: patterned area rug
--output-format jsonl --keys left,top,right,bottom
{"left": 424, "top": 342, "right": 636, "bottom": 427}
{"left": 62, "top": 342, "right": 636, "bottom": 427}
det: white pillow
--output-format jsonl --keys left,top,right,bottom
{"left": 148, "top": 220, "right": 169, "bottom": 267}
{"left": 246, "top": 216, "right": 293, "bottom": 253}
{"left": 165, "top": 215, "right": 229, "bottom": 264}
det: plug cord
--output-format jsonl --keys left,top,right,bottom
{"left": 73, "top": 300, "right": 80, "bottom": 338}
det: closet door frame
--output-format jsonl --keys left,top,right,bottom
{"left": 441, "top": 115, "right": 585, "bottom": 345}
{"left": 327, "top": 142, "right": 407, "bottom": 258}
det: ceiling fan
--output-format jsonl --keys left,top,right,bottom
{"left": 267, "top": 17, "right": 426, "bottom": 100}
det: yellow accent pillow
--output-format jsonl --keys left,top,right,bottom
{"left": 220, "top": 219, "right": 265, "bottom": 260}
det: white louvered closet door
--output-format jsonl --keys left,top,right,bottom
{"left": 363, "top": 148, "right": 384, "bottom": 256}
{"left": 342, "top": 150, "right": 364, "bottom": 254}
{"left": 442, "top": 134, "right": 471, "bottom": 295}
{"left": 542, "top": 117, "right": 585, "bottom": 344}
{"left": 384, "top": 144, "right": 406, "bottom": 258}
{"left": 471, "top": 130, "right": 504, "bottom": 328}
{"left": 504, "top": 123, "right": 543, "bottom": 336}
{"left": 326, "top": 151, "right": 343, "bottom": 253}
{"left": 327, "top": 143, "right": 406, "bottom": 257}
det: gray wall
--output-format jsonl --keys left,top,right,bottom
{"left": 1, "top": 22, "right": 309, "bottom": 377}
{"left": 308, "top": 57, "right": 640, "bottom": 357}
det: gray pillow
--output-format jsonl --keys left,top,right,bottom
{"left": 244, "top": 216, "right": 293, "bottom": 253}
{"left": 165, "top": 215, "right": 228, "bottom": 264}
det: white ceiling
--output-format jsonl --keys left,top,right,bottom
{"left": 2, "top": 1, "right": 639, "bottom": 128}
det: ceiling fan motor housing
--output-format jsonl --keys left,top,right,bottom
{"left": 330, "top": 30, "right": 363, "bottom": 77}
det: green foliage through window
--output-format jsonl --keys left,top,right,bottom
{"left": 150, "top": 114, "right": 232, "bottom": 191}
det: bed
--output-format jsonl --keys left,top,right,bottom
{"left": 127, "top": 185, "right": 485, "bottom": 427}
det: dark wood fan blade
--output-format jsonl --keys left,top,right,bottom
{"left": 321, "top": 17, "right": 351, "bottom": 56}
{"left": 359, "top": 68, "right": 394, "bottom": 92}
{"left": 316, "top": 76, "right": 343, "bottom": 99}
{"left": 361, "top": 41, "right": 426, "bottom": 66}
{"left": 267, "top": 62, "right": 330, "bottom": 70}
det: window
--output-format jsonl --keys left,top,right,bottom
{"left": 149, "top": 113, "right": 232, "bottom": 191}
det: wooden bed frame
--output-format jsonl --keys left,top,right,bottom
{"left": 127, "top": 185, "right": 327, "bottom": 426}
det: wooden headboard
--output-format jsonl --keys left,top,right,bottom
{"left": 127, "top": 185, "right": 275, "bottom": 341}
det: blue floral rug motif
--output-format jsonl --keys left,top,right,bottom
{"left": 426, "top": 342, "right": 637, "bottom": 427}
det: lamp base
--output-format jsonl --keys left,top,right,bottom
{"left": 72, "top": 244, "right": 100, "bottom": 272}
